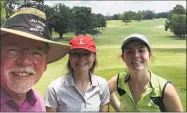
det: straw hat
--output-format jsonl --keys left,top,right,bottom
{"left": 1, "top": 8, "right": 71, "bottom": 63}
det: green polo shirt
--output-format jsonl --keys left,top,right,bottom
{"left": 117, "top": 70, "right": 170, "bottom": 112}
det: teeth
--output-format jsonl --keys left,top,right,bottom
{"left": 13, "top": 72, "right": 31, "bottom": 77}
{"left": 132, "top": 61, "right": 141, "bottom": 63}
{"left": 132, "top": 62, "right": 141, "bottom": 64}
{"left": 78, "top": 64, "right": 85, "bottom": 66}
{"left": 77, "top": 62, "right": 87, "bottom": 66}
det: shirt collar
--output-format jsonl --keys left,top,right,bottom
{"left": 27, "top": 89, "right": 37, "bottom": 106}
{"left": 65, "top": 71, "right": 74, "bottom": 86}
{"left": 124, "top": 73, "right": 130, "bottom": 82}
{"left": 91, "top": 74, "right": 99, "bottom": 86}
{"left": 149, "top": 70, "right": 156, "bottom": 89}
{"left": 1, "top": 88, "right": 10, "bottom": 104}
{"left": 1, "top": 88, "right": 37, "bottom": 106}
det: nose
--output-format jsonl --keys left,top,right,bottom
{"left": 16, "top": 49, "right": 33, "bottom": 66}
{"left": 133, "top": 50, "right": 140, "bottom": 58}
{"left": 78, "top": 54, "right": 87, "bottom": 60}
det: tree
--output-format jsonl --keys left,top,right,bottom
{"left": 142, "top": 10, "right": 155, "bottom": 20}
{"left": 18, "top": 0, "right": 44, "bottom": 9}
{"left": 135, "top": 11, "right": 143, "bottom": 22}
{"left": 100, "top": 17, "right": 107, "bottom": 29}
{"left": 40, "top": 4, "right": 55, "bottom": 36}
{"left": 167, "top": 10, "right": 173, "bottom": 21}
{"left": 112, "top": 14, "right": 120, "bottom": 20}
{"left": 71, "top": 6, "right": 92, "bottom": 35}
{"left": 1, "top": 1, "right": 7, "bottom": 26}
{"left": 155, "top": 12, "right": 168, "bottom": 19}
{"left": 165, "top": 5, "right": 186, "bottom": 39}
{"left": 4, "top": 0, "right": 19, "bottom": 19}
{"left": 96, "top": 13, "right": 106, "bottom": 29}
{"left": 4, "top": 0, "right": 44, "bottom": 19}
{"left": 173, "top": 4, "right": 186, "bottom": 14}
{"left": 169, "top": 14, "right": 186, "bottom": 38}
{"left": 105, "top": 15, "right": 113, "bottom": 20}
{"left": 52, "top": 3, "right": 72, "bottom": 38}
{"left": 164, "top": 20, "right": 171, "bottom": 31}
{"left": 91, "top": 13, "right": 98, "bottom": 30}
{"left": 122, "top": 11, "right": 132, "bottom": 25}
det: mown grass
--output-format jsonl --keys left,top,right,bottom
{"left": 34, "top": 18, "right": 186, "bottom": 111}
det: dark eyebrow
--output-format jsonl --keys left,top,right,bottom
{"left": 138, "top": 46, "right": 146, "bottom": 49}
{"left": 124, "top": 47, "right": 132, "bottom": 50}
{"left": 6, "top": 43, "right": 47, "bottom": 51}
{"left": 7, "top": 43, "right": 18, "bottom": 46}
{"left": 35, "top": 47, "right": 46, "bottom": 50}
{"left": 124, "top": 46, "right": 146, "bottom": 50}
{"left": 34, "top": 47, "right": 48, "bottom": 52}
{"left": 83, "top": 50, "right": 91, "bottom": 52}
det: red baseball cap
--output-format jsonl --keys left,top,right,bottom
{"left": 70, "top": 35, "right": 96, "bottom": 53}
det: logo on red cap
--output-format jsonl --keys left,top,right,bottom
{"left": 78, "top": 37, "right": 85, "bottom": 45}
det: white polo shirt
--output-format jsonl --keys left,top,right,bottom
{"left": 45, "top": 72, "right": 110, "bottom": 112}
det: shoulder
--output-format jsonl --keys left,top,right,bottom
{"left": 93, "top": 74, "right": 108, "bottom": 83}
{"left": 91, "top": 74, "right": 109, "bottom": 89}
{"left": 32, "top": 90, "right": 44, "bottom": 100}
{"left": 163, "top": 83, "right": 183, "bottom": 111}
{"left": 150, "top": 70, "right": 167, "bottom": 81}
{"left": 92, "top": 74, "right": 108, "bottom": 90}
{"left": 31, "top": 90, "right": 46, "bottom": 111}
{"left": 108, "top": 75, "right": 118, "bottom": 86}
{"left": 150, "top": 71, "right": 169, "bottom": 87}
{"left": 47, "top": 73, "right": 70, "bottom": 89}
{"left": 164, "top": 83, "right": 175, "bottom": 95}
{"left": 92, "top": 74, "right": 110, "bottom": 96}
{"left": 108, "top": 75, "right": 118, "bottom": 93}
{"left": 163, "top": 83, "right": 180, "bottom": 102}
{"left": 108, "top": 72, "right": 129, "bottom": 89}
{"left": 150, "top": 71, "right": 171, "bottom": 98}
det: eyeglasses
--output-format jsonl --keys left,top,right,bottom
{"left": 0, "top": 45, "right": 48, "bottom": 61}
{"left": 69, "top": 51, "right": 92, "bottom": 57}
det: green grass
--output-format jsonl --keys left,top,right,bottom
{"left": 33, "top": 18, "right": 186, "bottom": 111}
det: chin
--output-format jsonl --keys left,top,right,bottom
{"left": 7, "top": 80, "right": 35, "bottom": 94}
{"left": 132, "top": 66, "right": 145, "bottom": 71}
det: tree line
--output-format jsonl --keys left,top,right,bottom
{"left": 1, "top": 0, "right": 106, "bottom": 38}
{"left": 1, "top": 0, "right": 186, "bottom": 39}
{"left": 106, "top": 10, "right": 168, "bottom": 21}
{"left": 105, "top": 5, "right": 186, "bottom": 39}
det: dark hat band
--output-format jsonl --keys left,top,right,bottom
{"left": 2, "top": 14, "right": 51, "bottom": 40}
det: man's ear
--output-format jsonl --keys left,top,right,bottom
{"left": 45, "top": 56, "right": 48, "bottom": 71}
{"left": 44, "top": 64, "right": 47, "bottom": 71}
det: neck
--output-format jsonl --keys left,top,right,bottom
{"left": 72, "top": 70, "right": 91, "bottom": 93}
{"left": 2, "top": 87, "right": 27, "bottom": 106}
{"left": 128, "top": 69, "right": 150, "bottom": 84}
{"left": 72, "top": 70, "right": 90, "bottom": 83}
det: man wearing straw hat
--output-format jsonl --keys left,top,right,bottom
{"left": 0, "top": 8, "right": 70, "bottom": 111}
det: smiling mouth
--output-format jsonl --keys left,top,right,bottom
{"left": 11, "top": 72, "right": 34, "bottom": 77}
{"left": 132, "top": 61, "right": 141, "bottom": 63}
{"left": 131, "top": 61, "right": 143, "bottom": 65}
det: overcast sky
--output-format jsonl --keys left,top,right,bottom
{"left": 44, "top": 1, "right": 186, "bottom": 16}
